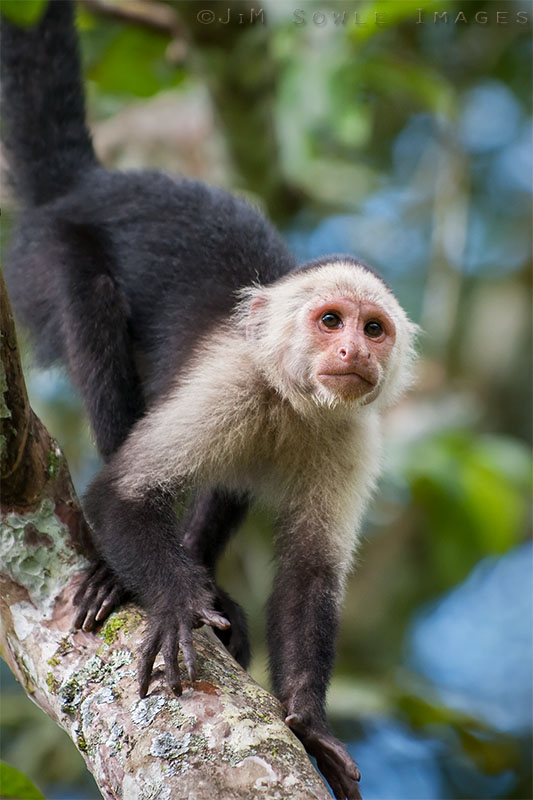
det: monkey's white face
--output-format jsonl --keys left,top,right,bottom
{"left": 238, "top": 260, "right": 418, "bottom": 413}
{"left": 307, "top": 295, "right": 396, "bottom": 405}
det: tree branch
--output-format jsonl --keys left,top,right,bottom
{"left": 81, "top": 0, "right": 183, "bottom": 39}
{"left": 0, "top": 274, "right": 330, "bottom": 799}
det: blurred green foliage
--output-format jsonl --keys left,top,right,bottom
{"left": 82, "top": 21, "right": 185, "bottom": 97}
{"left": 0, "top": 761, "right": 44, "bottom": 800}
{"left": 0, "top": 0, "right": 47, "bottom": 26}
{"left": 404, "top": 432, "right": 530, "bottom": 589}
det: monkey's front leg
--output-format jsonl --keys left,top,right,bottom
{"left": 267, "top": 534, "right": 362, "bottom": 800}
{"left": 83, "top": 475, "right": 229, "bottom": 697}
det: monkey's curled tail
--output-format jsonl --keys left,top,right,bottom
{"left": 1, "top": 1, "right": 97, "bottom": 206}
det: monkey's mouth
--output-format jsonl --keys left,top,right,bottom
{"left": 319, "top": 371, "right": 375, "bottom": 385}
{"left": 318, "top": 371, "right": 376, "bottom": 397}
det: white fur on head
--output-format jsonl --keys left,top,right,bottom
{"left": 235, "top": 259, "right": 419, "bottom": 413}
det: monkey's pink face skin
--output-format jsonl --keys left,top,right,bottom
{"left": 308, "top": 295, "right": 396, "bottom": 402}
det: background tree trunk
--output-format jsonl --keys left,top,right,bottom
{"left": 0, "top": 273, "right": 330, "bottom": 800}
{"left": 172, "top": 0, "right": 304, "bottom": 223}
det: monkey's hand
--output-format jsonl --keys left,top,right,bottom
{"left": 138, "top": 568, "right": 230, "bottom": 698}
{"left": 286, "top": 713, "right": 362, "bottom": 800}
{"left": 73, "top": 559, "right": 129, "bottom": 631}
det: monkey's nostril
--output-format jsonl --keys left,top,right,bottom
{"left": 339, "top": 348, "right": 347, "bottom": 358}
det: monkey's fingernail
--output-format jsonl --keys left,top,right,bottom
{"left": 186, "top": 660, "right": 197, "bottom": 683}
{"left": 73, "top": 611, "right": 85, "bottom": 629}
{"left": 139, "top": 673, "right": 152, "bottom": 698}
{"left": 95, "top": 599, "right": 114, "bottom": 622}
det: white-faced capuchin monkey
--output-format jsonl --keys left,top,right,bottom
{"left": 1, "top": 4, "right": 418, "bottom": 799}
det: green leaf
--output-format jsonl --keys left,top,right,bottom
{"left": 0, "top": 0, "right": 48, "bottom": 26}
{"left": 0, "top": 762, "right": 45, "bottom": 800}
{"left": 88, "top": 24, "right": 182, "bottom": 98}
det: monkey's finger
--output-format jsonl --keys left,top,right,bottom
{"left": 199, "top": 609, "right": 230, "bottom": 630}
{"left": 323, "top": 764, "right": 361, "bottom": 800}
{"left": 294, "top": 722, "right": 360, "bottom": 782}
{"left": 73, "top": 566, "right": 98, "bottom": 604}
{"left": 73, "top": 603, "right": 91, "bottom": 630}
{"left": 81, "top": 584, "right": 112, "bottom": 631}
{"left": 179, "top": 622, "right": 197, "bottom": 683}
{"left": 349, "top": 783, "right": 362, "bottom": 800}
{"left": 163, "top": 634, "right": 182, "bottom": 697}
{"left": 285, "top": 716, "right": 361, "bottom": 797}
{"left": 73, "top": 563, "right": 107, "bottom": 605}
{"left": 320, "top": 748, "right": 361, "bottom": 786}
{"left": 321, "top": 741, "right": 360, "bottom": 782}
{"left": 340, "top": 775, "right": 362, "bottom": 800}
{"left": 319, "top": 759, "right": 361, "bottom": 800}
{"left": 323, "top": 773, "right": 344, "bottom": 800}
{"left": 95, "top": 586, "right": 123, "bottom": 623}
{"left": 318, "top": 752, "right": 362, "bottom": 800}
{"left": 73, "top": 585, "right": 100, "bottom": 628}
{"left": 73, "top": 577, "right": 98, "bottom": 612}
{"left": 73, "top": 565, "right": 110, "bottom": 619}
{"left": 81, "top": 606, "right": 99, "bottom": 632}
{"left": 73, "top": 580, "right": 91, "bottom": 607}
{"left": 138, "top": 631, "right": 162, "bottom": 698}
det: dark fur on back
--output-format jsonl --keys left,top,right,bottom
{"left": 56, "top": 220, "right": 145, "bottom": 458}
{"left": 1, "top": 3, "right": 296, "bottom": 406}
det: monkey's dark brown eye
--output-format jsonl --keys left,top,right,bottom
{"left": 321, "top": 313, "right": 342, "bottom": 329}
{"left": 364, "top": 321, "right": 384, "bottom": 338}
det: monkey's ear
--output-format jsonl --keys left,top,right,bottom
{"left": 249, "top": 293, "right": 268, "bottom": 314}
{"left": 245, "top": 291, "right": 269, "bottom": 340}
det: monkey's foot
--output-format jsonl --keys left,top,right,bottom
{"left": 213, "top": 586, "right": 251, "bottom": 669}
{"left": 73, "top": 560, "right": 128, "bottom": 631}
{"left": 286, "top": 713, "right": 362, "bottom": 800}
{"left": 138, "top": 579, "right": 230, "bottom": 698}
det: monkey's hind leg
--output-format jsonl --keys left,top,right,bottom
{"left": 57, "top": 220, "right": 145, "bottom": 460}
{"left": 57, "top": 221, "right": 145, "bottom": 631}
{"left": 182, "top": 489, "right": 251, "bottom": 668}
